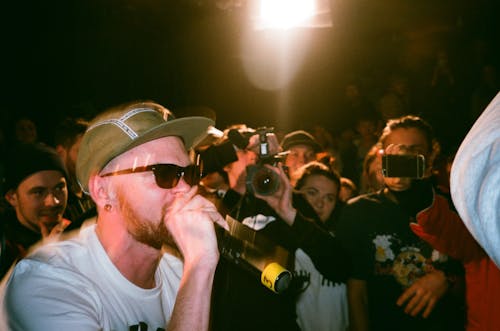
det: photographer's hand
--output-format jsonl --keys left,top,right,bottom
{"left": 396, "top": 269, "right": 448, "bottom": 318}
{"left": 256, "top": 163, "right": 297, "bottom": 226}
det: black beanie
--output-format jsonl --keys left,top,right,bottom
{"left": 3, "top": 143, "right": 68, "bottom": 193}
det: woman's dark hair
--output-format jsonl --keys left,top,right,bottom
{"left": 295, "top": 161, "right": 341, "bottom": 194}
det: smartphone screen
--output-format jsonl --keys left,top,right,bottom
{"left": 382, "top": 154, "right": 425, "bottom": 178}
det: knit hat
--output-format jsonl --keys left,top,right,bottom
{"left": 76, "top": 102, "right": 213, "bottom": 193}
{"left": 3, "top": 143, "right": 68, "bottom": 193}
{"left": 280, "top": 130, "right": 322, "bottom": 153}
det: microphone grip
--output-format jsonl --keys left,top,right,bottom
{"left": 215, "top": 224, "right": 292, "bottom": 294}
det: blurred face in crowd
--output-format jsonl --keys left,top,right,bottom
{"left": 222, "top": 133, "right": 260, "bottom": 192}
{"left": 100, "top": 136, "right": 193, "bottom": 249}
{"left": 224, "top": 148, "right": 258, "bottom": 191}
{"left": 382, "top": 127, "right": 430, "bottom": 192}
{"left": 200, "top": 171, "right": 226, "bottom": 191}
{"left": 339, "top": 182, "right": 356, "bottom": 203}
{"left": 5, "top": 171, "right": 68, "bottom": 234}
{"left": 367, "top": 155, "right": 385, "bottom": 192}
{"left": 15, "top": 118, "right": 38, "bottom": 144}
{"left": 285, "top": 144, "right": 317, "bottom": 182}
{"left": 345, "top": 84, "right": 360, "bottom": 101}
{"left": 357, "top": 120, "right": 377, "bottom": 139}
{"left": 301, "top": 174, "right": 338, "bottom": 223}
{"left": 66, "top": 134, "right": 83, "bottom": 177}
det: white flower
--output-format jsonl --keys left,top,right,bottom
{"left": 431, "top": 249, "right": 448, "bottom": 262}
{"left": 373, "top": 235, "right": 395, "bottom": 262}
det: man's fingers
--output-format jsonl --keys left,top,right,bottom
{"left": 167, "top": 186, "right": 198, "bottom": 214}
{"left": 407, "top": 292, "right": 430, "bottom": 316}
{"left": 397, "top": 286, "right": 414, "bottom": 306}
{"left": 210, "top": 211, "right": 229, "bottom": 231}
{"left": 422, "top": 298, "right": 437, "bottom": 318}
{"left": 384, "top": 143, "right": 407, "bottom": 155}
{"left": 170, "top": 192, "right": 228, "bottom": 230}
{"left": 402, "top": 291, "right": 421, "bottom": 313}
{"left": 399, "top": 288, "right": 437, "bottom": 318}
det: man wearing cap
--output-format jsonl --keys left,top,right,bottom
{"left": 281, "top": 130, "right": 322, "bottom": 186}
{"left": 0, "top": 143, "right": 70, "bottom": 279}
{"left": 1, "top": 102, "right": 226, "bottom": 331}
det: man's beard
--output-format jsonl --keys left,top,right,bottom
{"left": 118, "top": 193, "right": 177, "bottom": 250}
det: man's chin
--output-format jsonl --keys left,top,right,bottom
{"left": 388, "top": 185, "right": 411, "bottom": 192}
{"left": 39, "top": 215, "right": 63, "bottom": 226}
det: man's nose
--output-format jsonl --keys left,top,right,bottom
{"left": 175, "top": 177, "right": 194, "bottom": 192}
{"left": 315, "top": 196, "right": 324, "bottom": 208}
{"left": 44, "top": 192, "right": 61, "bottom": 206}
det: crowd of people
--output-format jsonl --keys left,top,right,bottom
{"left": 0, "top": 88, "right": 498, "bottom": 330}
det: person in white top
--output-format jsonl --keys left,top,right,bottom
{"left": 0, "top": 101, "right": 227, "bottom": 331}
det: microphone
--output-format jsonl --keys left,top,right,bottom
{"left": 216, "top": 216, "right": 293, "bottom": 294}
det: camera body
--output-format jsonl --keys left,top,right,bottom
{"left": 246, "top": 127, "right": 282, "bottom": 196}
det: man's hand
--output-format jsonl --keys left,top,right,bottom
{"left": 165, "top": 187, "right": 227, "bottom": 331}
{"left": 396, "top": 269, "right": 448, "bottom": 318}
{"left": 165, "top": 186, "right": 227, "bottom": 268}
{"left": 40, "top": 219, "right": 71, "bottom": 243}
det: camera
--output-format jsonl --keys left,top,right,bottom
{"left": 246, "top": 127, "right": 282, "bottom": 196}
{"left": 382, "top": 154, "right": 425, "bottom": 178}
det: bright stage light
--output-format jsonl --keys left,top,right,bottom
{"left": 259, "top": 0, "right": 316, "bottom": 30}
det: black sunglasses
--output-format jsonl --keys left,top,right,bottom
{"left": 100, "top": 164, "right": 200, "bottom": 189}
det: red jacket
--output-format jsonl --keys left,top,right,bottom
{"left": 411, "top": 193, "right": 500, "bottom": 331}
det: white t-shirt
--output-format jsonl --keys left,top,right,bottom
{"left": 295, "top": 249, "right": 349, "bottom": 331}
{"left": 0, "top": 224, "right": 183, "bottom": 331}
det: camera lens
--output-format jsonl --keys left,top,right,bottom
{"left": 252, "top": 167, "right": 280, "bottom": 196}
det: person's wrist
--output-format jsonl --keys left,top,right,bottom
{"left": 280, "top": 208, "right": 296, "bottom": 226}
{"left": 231, "top": 183, "right": 246, "bottom": 195}
{"left": 433, "top": 268, "right": 456, "bottom": 291}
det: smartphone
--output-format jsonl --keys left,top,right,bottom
{"left": 382, "top": 154, "right": 425, "bottom": 178}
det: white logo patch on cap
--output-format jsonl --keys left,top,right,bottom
{"left": 86, "top": 108, "right": 159, "bottom": 140}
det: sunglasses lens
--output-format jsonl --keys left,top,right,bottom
{"left": 153, "top": 165, "right": 200, "bottom": 188}
{"left": 153, "top": 164, "right": 179, "bottom": 188}
{"left": 183, "top": 165, "right": 201, "bottom": 186}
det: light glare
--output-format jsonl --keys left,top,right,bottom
{"left": 259, "top": 0, "right": 316, "bottom": 30}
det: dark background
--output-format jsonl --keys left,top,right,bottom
{"left": 1, "top": 0, "right": 499, "bottom": 150}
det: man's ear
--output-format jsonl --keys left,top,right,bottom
{"left": 4, "top": 189, "right": 18, "bottom": 207}
{"left": 88, "top": 174, "right": 117, "bottom": 208}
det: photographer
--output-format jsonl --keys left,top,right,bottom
{"left": 335, "top": 115, "right": 465, "bottom": 331}
{"left": 208, "top": 125, "right": 350, "bottom": 331}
